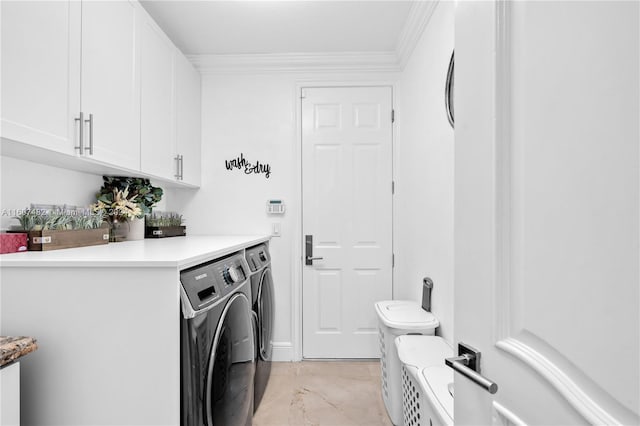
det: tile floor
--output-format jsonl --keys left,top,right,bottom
{"left": 253, "top": 361, "right": 393, "bottom": 426}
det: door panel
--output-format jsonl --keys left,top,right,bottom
{"left": 1, "top": 1, "right": 80, "bottom": 153}
{"left": 455, "top": 1, "right": 639, "bottom": 424}
{"left": 302, "top": 86, "right": 392, "bottom": 358}
{"left": 81, "top": 0, "right": 140, "bottom": 170}
{"left": 140, "top": 15, "right": 175, "bottom": 179}
{"left": 175, "top": 53, "right": 202, "bottom": 186}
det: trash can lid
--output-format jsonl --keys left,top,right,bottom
{"left": 374, "top": 300, "right": 439, "bottom": 330}
{"left": 395, "top": 335, "right": 453, "bottom": 368}
{"left": 421, "top": 365, "right": 454, "bottom": 424}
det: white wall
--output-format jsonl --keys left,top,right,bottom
{"left": 0, "top": 156, "right": 168, "bottom": 230}
{"left": 0, "top": 156, "right": 103, "bottom": 229}
{"left": 394, "top": 1, "right": 455, "bottom": 343}
{"left": 166, "top": 71, "right": 399, "bottom": 360}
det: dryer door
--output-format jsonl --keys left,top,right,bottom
{"left": 257, "top": 267, "right": 274, "bottom": 361}
{"left": 205, "top": 292, "right": 255, "bottom": 426}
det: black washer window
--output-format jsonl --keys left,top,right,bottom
{"left": 206, "top": 293, "right": 255, "bottom": 426}
{"left": 257, "top": 268, "right": 274, "bottom": 361}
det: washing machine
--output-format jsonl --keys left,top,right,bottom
{"left": 245, "top": 243, "right": 274, "bottom": 411}
{"left": 180, "top": 251, "right": 255, "bottom": 426}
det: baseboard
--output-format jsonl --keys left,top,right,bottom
{"left": 272, "top": 341, "right": 297, "bottom": 362}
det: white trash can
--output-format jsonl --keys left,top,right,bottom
{"left": 396, "top": 335, "right": 454, "bottom": 426}
{"left": 375, "top": 300, "right": 439, "bottom": 425}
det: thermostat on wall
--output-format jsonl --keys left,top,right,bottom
{"left": 266, "top": 200, "right": 285, "bottom": 214}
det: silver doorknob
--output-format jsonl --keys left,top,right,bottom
{"left": 305, "top": 256, "right": 324, "bottom": 264}
{"left": 305, "top": 235, "right": 324, "bottom": 265}
{"left": 445, "top": 342, "right": 498, "bottom": 394}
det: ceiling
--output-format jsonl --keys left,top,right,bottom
{"left": 139, "top": 1, "right": 418, "bottom": 56}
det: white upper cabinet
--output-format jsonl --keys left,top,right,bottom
{"left": 174, "top": 53, "right": 202, "bottom": 186}
{"left": 1, "top": 1, "right": 200, "bottom": 187}
{"left": 1, "top": 1, "right": 81, "bottom": 155}
{"left": 80, "top": 0, "right": 140, "bottom": 170}
{"left": 140, "top": 13, "right": 176, "bottom": 180}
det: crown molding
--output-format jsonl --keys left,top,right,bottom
{"left": 395, "top": 1, "right": 439, "bottom": 69}
{"left": 187, "top": 1, "right": 438, "bottom": 74}
{"left": 188, "top": 51, "right": 401, "bottom": 74}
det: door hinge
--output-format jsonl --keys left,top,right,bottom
{"left": 392, "top": 253, "right": 395, "bottom": 268}
{"left": 391, "top": 109, "right": 395, "bottom": 123}
{"left": 392, "top": 181, "right": 395, "bottom": 194}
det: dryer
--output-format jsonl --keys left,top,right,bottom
{"left": 180, "top": 251, "right": 255, "bottom": 426}
{"left": 245, "top": 243, "right": 274, "bottom": 411}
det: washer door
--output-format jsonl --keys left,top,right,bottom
{"left": 205, "top": 292, "right": 255, "bottom": 426}
{"left": 257, "top": 267, "right": 274, "bottom": 361}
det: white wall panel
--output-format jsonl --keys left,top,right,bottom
{"left": 317, "top": 270, "right": 342, "bottom": 331}
{"left": 354, "top": 269, "right": 380, "bottom": 331}
{"left": 395, "top": 1, "right": 455, "bottom": 343}
{"left": 353, "top": 144, "right": 379, "bottom": 245}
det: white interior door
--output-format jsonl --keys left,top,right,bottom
{"left": 454, "top": 1, "right": 639, "bottom": 425}
{"left": 302, "top": 86, "right": 393, "bottom": 359}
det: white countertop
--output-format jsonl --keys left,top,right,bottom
{"left": 0, "top": 235, "right": 270, "bottom": 269}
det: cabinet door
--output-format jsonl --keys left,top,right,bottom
{"left": 174, "top": 53, "right": 202, "bottom": 186}
{"left": 0, "top": 362, "right": 20, "bottom": 426}
{"left": 140, "top": 15, "right": 175, "bottom": 180}
{"left": 1, "top": 1, "right": 80, "bottom": 154}
{"left": 81, "top": 0, "right": 140, "bottom": 170}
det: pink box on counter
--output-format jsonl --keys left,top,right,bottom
{"left": 0, "top": 232, "right": 28, "bottom": 254}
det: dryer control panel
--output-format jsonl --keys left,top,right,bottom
{"left": 245, "top": 243, "right": 271, "bottom": 272}
{"left": 180, "top": 252, "right": 247, "bottom": 313}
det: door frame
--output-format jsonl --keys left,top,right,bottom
{"left": 293, "top": 81, "right": 397, "bottom": 360}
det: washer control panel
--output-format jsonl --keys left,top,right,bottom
{"left": 180, "top": 252, "right": 247, "bottom": 312}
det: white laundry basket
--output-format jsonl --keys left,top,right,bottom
{"left": 396, "top": 335, "right": 454, "bottom": 426}
{"left": 375, "top": 300, "right": 439, "bottom": 425}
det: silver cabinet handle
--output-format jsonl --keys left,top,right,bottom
{"left": 180, "top": 155, "right": 184, "bottom": 180}
{"left": 445, "top": 342, "right": 498, "bottom": 394}
{"left": 75, "top": 112, "right": 84, "bottom": 153}
{"left": 174, "top": 154, "right": 183, "bottom": 180}
{"left": 84, "top": 113, "right": 93, "bottom": 155}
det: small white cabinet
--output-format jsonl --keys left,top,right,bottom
{"left": 174, "top": 53, "right": 202, "bottom": 186}
{"left": 1, "top": 0, "right": 141, "bottom": 171}
{"left": 1, "top": 1, "right": 80, "bottom": 155}
{"left": 140, "top": 13, "right": 176, "bottom": 179}
{"left": 0, "top": 362, "right": 20, "bottom": 426}
{"left": 139, "top": 11, "right": 201, "bottom": 186}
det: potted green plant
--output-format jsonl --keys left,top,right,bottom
{"left": 12, "top": 207, "right": 109, "bottom": 251}
{"left": 145, "top": 211, "right": 186, "bottom": 238}
{"left": 94, "top": 176, "right": 163, "bottom": 241}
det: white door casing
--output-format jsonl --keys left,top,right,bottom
{"left": 302, "top": 86, "right": 393, "bottom": 359}
{"left": 455, "top": 2, "right": 639, "bottom": 425}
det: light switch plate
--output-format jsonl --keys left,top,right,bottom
{"left": 272, "top": 223, "right": 281, "bottom": 237}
